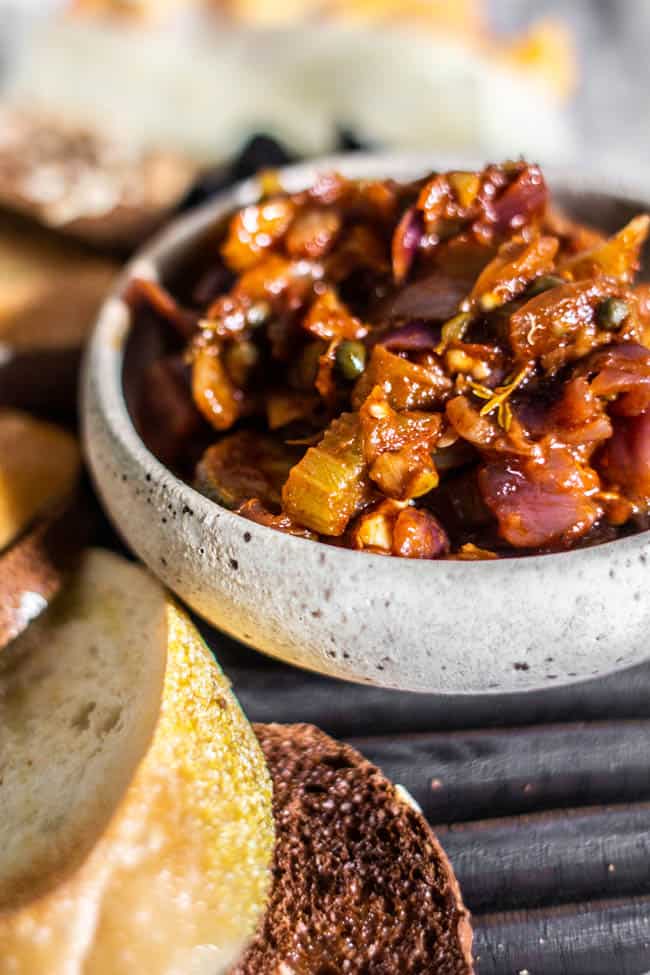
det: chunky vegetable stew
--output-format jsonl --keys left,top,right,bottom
{"left": 130, "top": 161, "right": 650, "bottom": 559}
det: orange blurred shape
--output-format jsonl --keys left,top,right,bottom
{"left": 69, "top": 0, "right": 190, "bottom": 18}
{"left": 326, "top": 0, "right": 485, "bottom": 35}
{"left": 496, "top": 18, "right": 577, "bottom": 98}
{"left": 218, "top": 0, "right": 484, "bottom": 33}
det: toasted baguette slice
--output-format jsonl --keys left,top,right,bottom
{"left": 0, "top": 549, "right": 274, "bottom": 974}
{"left": 0, "top": 411, "right": 84, "bottom": 650}
{"left": 0, "top": 409, "right": 81, "bottom": 553}
{"left": 236, "top": 723, "right": 474, "bottom": 975}
{"left": 0, "top": 219, "right": 116, "bottom": 345}
{"left": 0, "top": 219, "right": 117, "bottom": 412}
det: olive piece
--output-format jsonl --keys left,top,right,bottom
{"left": 596, "top": 297, "right": 629, "bottom": 331}
{"left": 336, "top": 340, "right": 367, "bottom": 381}
{"left": 526, "top": 274, "right": 565, "bottom": 297}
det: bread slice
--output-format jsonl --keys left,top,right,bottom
{"left": 0, "top": 217, "right": 116, "bottom": 348}
{"left": 235, "top": 723, "right": 474, "bottom": 974}
{"left": 0, "top": 549, "right": 274, "bottom": 974}
{"left": 0, "top": 107, "right": 197, "bottom": 249}
{"left": 0, "top": 218, "right": 117, "bottom": 412}
{"left": 0, "top": 409, "right": 81, "bottom": 553}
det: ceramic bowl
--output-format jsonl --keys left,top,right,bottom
{"left": 83, "top": 153, "right": 650, "bottom": 693}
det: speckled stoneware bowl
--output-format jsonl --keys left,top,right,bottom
{"left": 83, "top": 153, "right": 650, "bottom": 693}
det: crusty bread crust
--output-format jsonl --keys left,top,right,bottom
{"left": 0, "top": 410, "right": 81, "bottom": 553}
{"left": 235, "top": 723, "right": 474, "bottom": 975}
{"left": 0, "top": 550, "right": 274, "bottom": 974}
{"left": 0, "top": 496, "right": 88, "bottom": 651}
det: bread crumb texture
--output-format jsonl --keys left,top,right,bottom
{"left": 235, "top": 723, "right": 474, "bottom": 975}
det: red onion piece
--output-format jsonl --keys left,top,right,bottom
{"left": 392, "top": 206, "right": 423, "bottom": 283}
{"left": 489, "top": 165, "right": 549, "bottom": 234}
{"left": 581, "top": 343, "right": 650, "bottom": 416}
{"left": 379, "top": 321, "right": 439, "bottom": 351}
{"left": 378, "top": 270, "right": 469, "bottom": 323}
{"left": 126, "top": 277, "right": 198, "bottom": 340}
{"left": 479, "top": 449, "right": 601, "bottom": 548}
{"left": 597, "top": 410, "right": 650, "bottom": 500}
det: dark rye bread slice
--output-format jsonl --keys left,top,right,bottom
{"left": 234, "top": 723, "right": 474, "bottom": 975}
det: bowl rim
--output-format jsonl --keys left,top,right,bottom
{"left": 84, "top": 150, "right": 650, "bottom": 572}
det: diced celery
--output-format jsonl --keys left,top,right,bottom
{"left": 282, "top": 412, "right": 370, "bottom": 535}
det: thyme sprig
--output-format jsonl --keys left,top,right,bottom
{"left": 468, "top": 365, "right": 531, "bottom": 432}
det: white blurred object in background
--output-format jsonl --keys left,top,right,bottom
{"left": 0, "top": 15, "right": 573, "bottom": 165}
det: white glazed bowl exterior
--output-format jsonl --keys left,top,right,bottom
{"left": 83, "top": 154, "right": 650, "bottom": 693}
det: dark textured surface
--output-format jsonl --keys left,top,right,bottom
{"left": 436, "top": 804, "right": 650, "bottom": 912}
{"left": 351, "top": 724, "right": 650, "bottom": 823}
{"left": 473, "top": 899, "right": 650, "bottom": 975}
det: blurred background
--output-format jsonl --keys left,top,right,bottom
{"left": 0, "top": 0, "right": 645, "bottom": 191}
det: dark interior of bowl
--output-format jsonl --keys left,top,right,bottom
{"left": 122, "top": 175, "right": 650, "bottom": 559}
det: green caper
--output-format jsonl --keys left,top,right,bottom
{"left": 526, "top": 274, "right": 565, "bottom": 297}
{"left": 440, "top": 311, "right": 471, "bottom": 346}
{"left": 596, "top": 297, "right": 629, "bottom": 331}
{"left": 336, "top": 340, "right": 367, "bottom": 381}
